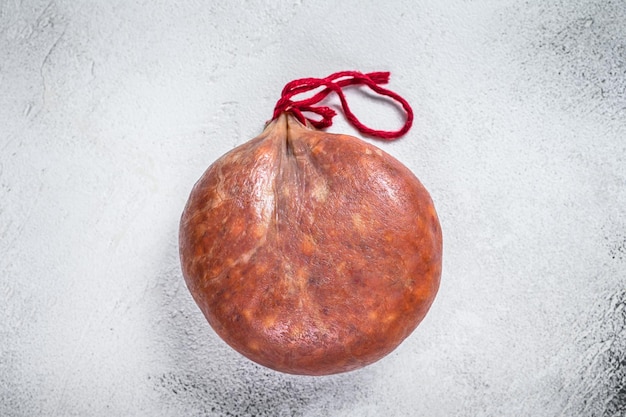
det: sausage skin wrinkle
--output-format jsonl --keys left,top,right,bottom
{"left": 179, "top": 113, "right": 442, "bottom": 375}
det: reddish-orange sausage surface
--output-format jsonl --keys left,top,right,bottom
{"left": 179, "top": 113, "right": 442, "bottom": 375}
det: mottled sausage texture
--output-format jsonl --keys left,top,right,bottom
{"left": 179, "top": 113, "right": 442, "bottom": 375}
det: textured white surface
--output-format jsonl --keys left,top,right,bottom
{"left": 1, "top": 0, "right": 625, "bottom": 416}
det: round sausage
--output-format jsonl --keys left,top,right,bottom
{"left": 179, "top": 113, "right": 442, "bottom": 375}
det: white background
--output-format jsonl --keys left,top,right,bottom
{"left": 1, "top": 1, "right": 625, "bottom": 416}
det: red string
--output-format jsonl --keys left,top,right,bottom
{"left": 272, "top": 71, "right": 413, "bottom": 140}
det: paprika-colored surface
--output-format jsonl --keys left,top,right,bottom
{"left": 179, "top": 114, "right": 442, "bottom": 375}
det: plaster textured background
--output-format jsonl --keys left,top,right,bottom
{"left": 1, "top": 1, "right": 625, "bottom": 416}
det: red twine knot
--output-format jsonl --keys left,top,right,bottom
{"left": 272, "top": 70, "right": 414, "bottom": 140}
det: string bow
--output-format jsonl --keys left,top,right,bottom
{"left": 272, "top": 70, "right": 414, "bottom": 140}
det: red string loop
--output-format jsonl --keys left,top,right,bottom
{"left": 272, "top": 71, "right": 413, "bottom": 140}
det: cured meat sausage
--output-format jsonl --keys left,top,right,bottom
{"left": 179, "top": 113, "right": 442, "bottom": 375}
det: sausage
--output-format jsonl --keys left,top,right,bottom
{"left": 179, "top": 113, "right": 442, "bottom": 375}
